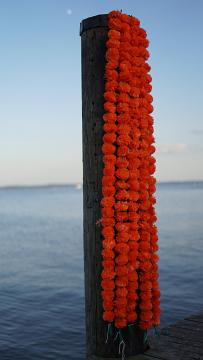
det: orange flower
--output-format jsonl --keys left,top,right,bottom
{"left": 103, "top": 133, "right": 117, "bottom": 144}
{"left": 103, "top": 123, "right": 117, "bottom": 133}
{"left": 101, "top": 269, "right": 115, "bottom": 280}
{"left": 102, "top": 260, "right": 114, "bottom": 269}
{"left": 117, "top": 134, "right": 131, "bottom": 146}
{"left": 101, "top": 217, "right": 115, "bottom": 226}
{"left": 104, "top": 101, "right": 116, "bottom": 113}
{"left": 114, "top": 308, "right": 126, "bottom": 318}
{"left": 116, "top": 276, "right": 128, "bottom": 287}
{"left": 116, "top": 231, "right": 130, "bottom": 243}
{"left": 102, "top": 143, "right": 116, "bottom": 155}
{"left": 102, "top": 289, "right": 114, "bottom": 299}
{"left": 103, "top": 166, "right": 115, "bottom": 176}
{"left": 103, "top": 300, "right": 114, "bottom": 311}
{"left": 115, "top": 222, "right": 129, "bottom": 232}
{"left": 101, "top": 196, "right": 115, "bottom": 208}
{"left": 102, "top": 239, "right": 116, "bottom": 250}
{"left": 103, "top": 311, "right": 114, "bottom": 322}
{"left": 115, "top": 318, "right": 127, "bottom": 329}
{"left": 104, "top": 91, "right": 117, "bottom": 103}
{"left": 118, "top": 82, "right": 130, "bottom": 93}
{"left": 116, "top": 265, "right": 128, "bottom": 276}
{"left": 105, "top": 80, "right": 118, "bottom": 91}
{"left": 127, "top": 312, "right": 137, "bottom": 323}
{"left": 116, "top": 288, "right": 128, "bottom": 298}
{"left": 116, "top": 190, "right": 129, "bottom": 200}
{"left": 117, "top": 145, "right": 129, "bottom": 156}
{"left": 114, "top": 201, "right": 128, "bottom": 211}
{"left": 115, "top": 243, "right": 129, "bottom": 254}
{"left": 115, "top": 180, "right": 129, "bottom": 190}
{"left": 101, "top": 279, "right": 115, "bottom": 290}
{"left": 102, "top": 249, "right": 115, "bottom": 259}
{"left": 103, "top": 113, "right": 117, "bottom": 123}
{"left": 102, "top": 186, "right": 116, "bottom": 197}
{"left": 108, "top": 29, "right": 121, "bottom": 40}
{"left": 116, "top": 168, "right": 129, "bottom": 180}
{"left": 116, "top": 211, "right": 129, "bottom": 222}
{"left": 101, "top": 207, "right": 114, "bottom": 218}
{"left": 115, "top": 254, "right": 128, "bottom": 265}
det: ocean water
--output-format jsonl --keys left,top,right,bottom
{"left": 0, "top": 182, "right": 203, "bottom": 359}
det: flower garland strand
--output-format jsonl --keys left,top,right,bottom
{"left": 100, "top": 10, "right": 160, "bottom": 343}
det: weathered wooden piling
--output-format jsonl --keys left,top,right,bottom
{"left": 80, "top": 14, "right": 146, "bottom": 360}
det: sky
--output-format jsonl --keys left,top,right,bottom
{"left": 0, "top": 0, "right": 203, "bottom": 186}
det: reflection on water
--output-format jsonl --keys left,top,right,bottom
{"left": 0, "top": 182, "right": 202, "bottom": 359}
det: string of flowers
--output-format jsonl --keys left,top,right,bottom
{"left": 100, "top": 10, "right": 160, "bottom": 339}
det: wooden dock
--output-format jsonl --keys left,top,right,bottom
{"left": 91, "top": 311, "right": 203, "bottom": 360}
{"left": 134, "top": 311, "right": 203, "bottom": 360}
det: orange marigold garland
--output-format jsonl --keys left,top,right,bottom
{"left": 100, "top": 9, "right": 160, "bottom": 353}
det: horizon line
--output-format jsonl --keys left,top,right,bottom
{"left": 0, "top": 179, "right": 203, "bottom": 190}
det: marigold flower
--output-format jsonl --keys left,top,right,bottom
{"left": 103, "top": 300, "right": 114, "bottom": 311}
{"left": 117, "top": 145, "right": 129, "bottom": 156}
{"left": 102, "top": 225, "right": 114, "bottom": 237}
{"left": 103, "top": 113, "right": 117, "bottom": 123}
{"left": 104, "top": 101, "right": 116, "bottom": 113}
{"left": 102, "top": 143, "right": 116, "bottom": 155}
{"left": 117, "top": 134, "right": 131, "bottom": 146}
{"left": 116, "top": 276, "right": 128, "bottom": 287}
{"left": 105, "top": 69, "right": 118, "bottom": 81}
{"left": 114, "top": 308, "right": 126, "bottom": 318}
{"left": 104, "top": 91, "right": 117, "bottom": 103}
{"left": 115, "top": 190, "right": 129, "bottom": 201}
{"left": 116, "top": 211, "right": 129, "bottom": 221}
{"left": 101, "top": 279, "right": 115, "bottom": 290}
{"left": 102, "top": 239, "right": 115, "bottom": 250}
{"left": 103, "top": 123, "right": 117, "bottom": 134}
{"left": 127, "top": 312, "right": 137, "bottom": 323}
{"left": 101, "top": 207, "right": 114, "bottom": 217}
{"left": 115, "top": 222, "right": 129, "bottom": 232}
{"left": 101, "top": 217, "right": 115, "bottom": 226}
{"left": 128, "top": 241, "right": 139, "bottom": 251}
{"left": 103, "top": 311, "right": 114, "bottom": 322}
{"left": 115, "top": 254, "right": 128, "bottom": 265}
{"left": 115, "top": 318, "right": 127, "bottom": 329}
{"left": 115, "top": 243, "right": 129, "bottom": 254}
{"left": 116, "top": 288, "right": 128, "bottom": 298}
{"left": 102, "top": 186, "right": 116, "bottom": 197}
{"left": 128, "top": 251, "right": 139, "bottom": 262}
{"left": 114, "top": 201, "right": 128, "bottom": 211}
{"left": 105, "top": 80, "right": 118, "bottom": 91}
{"left": 128, "top": 271, "right": 138, "bottom": 282}
{"left": 102, "top": 249, "right": 115, "bottom": 259}
{"left": 103, "top": 133, "right": 116, "bottom": 144}
{"left": 115, "top": 298, "right": 127, "bottom": 307}
{"left": 118, "top": 82, "right": 130, "bottom": 93}
{"left": 101, "top": 196, "right": 115, "bottom": 208}
{"left": 116, "top": 231, "right": 130, "bottom": 243}
{"left": 116, "top": 168, "right": 129, "bottom": 180}
{"left": 117, "top": 113, "right": 130, "bottom": 123}
{"left": 101, "top": 269, "right": 115, "bottom": 280}
{"left": 115, "top": 180, "right": 129, "bottom": 190}
{"left": 102, "top": 289, "right": 114, "bottom": 299}
{"left": 116, "top": 265, "right": 128, "bottom": 276}
{"left": 102, "top": 260, "right": 114, "bottom": 269}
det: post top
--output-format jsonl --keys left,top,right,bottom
{"left": 80, "top": 14, "right": 108, "bottom": 36}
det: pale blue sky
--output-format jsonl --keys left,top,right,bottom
{"left": 0, "top": 0, "right": 203, "bottom": 185}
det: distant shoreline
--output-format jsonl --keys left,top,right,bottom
{"left": 0, "top": 180, "right": 203, "bottom": 190}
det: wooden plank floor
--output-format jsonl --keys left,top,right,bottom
{"left": 134, "top": 311, "right": 203, "bottom": 360}
{"left": 91, "top": 311, "right": 203, "bottom": 360}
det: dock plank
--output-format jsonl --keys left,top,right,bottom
{"left": 90, "top": 311, "right": 203, "bottom": 359}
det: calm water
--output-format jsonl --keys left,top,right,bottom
{"left": 0, "top": 182, "right": 203, "bottom": 359}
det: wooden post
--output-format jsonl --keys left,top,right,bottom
{"left": 80, "top": 14, "right": 147, "bottom": 360}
